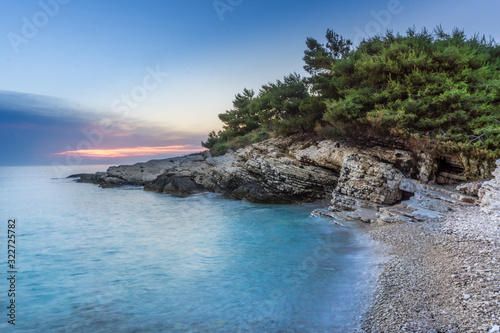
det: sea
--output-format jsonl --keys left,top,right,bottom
{"left": 0, "top": 165, "right": 383, "bottom": 332}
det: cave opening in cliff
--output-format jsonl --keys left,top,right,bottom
{"left": 436, "top": 157, "right": 466, "bottom": 184}
{"left": 400, "top": 190, "right": 415, "bottom": 202}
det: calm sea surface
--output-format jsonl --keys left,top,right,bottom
{"left": 0, "top": 165, "right": 382, "bottom": 332}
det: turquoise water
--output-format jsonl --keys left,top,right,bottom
{"left": 0, "top": 166, "right": 380, "bottom": 332}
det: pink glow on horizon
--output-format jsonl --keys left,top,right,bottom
{"left": 52, "top": 145, "right": 206, "bottom": 158}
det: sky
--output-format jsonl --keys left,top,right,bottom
{"left": 0, "top": 0, "right": 499, "bottom": 166}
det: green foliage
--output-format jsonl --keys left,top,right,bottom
{"left": 201, "top": 131, "right": 221, "bottom": 149}
{"left": 230, "top": 127, "right": 271, "bottom": 150}
{"left": 316, "top": 27, "right": 500, "bottom": 153}
{"left": 255, "top": 73, "right": 312, "bottom": 135}
{"left": 212, "top": 143, "right": 229, "bottom": 157}
{"left": 303, "top": 29, "right": 353, "bottom": 98}
{"left": 205, "top": 73, "right": 327, "bottom": 152}
{"left": 303, "top": 29, "right": 353, "bottom": 74}
{"left": 250, "top": 126, "right": 272, "bottom": 143}
{"left": 204, "top": 26, "right": 500, "bottom": 157}
{"left": 217, "top": 88, "right": 259, "bottom": 138}
{"left": 204, "top": 127, "right": 271, "bottom": 157}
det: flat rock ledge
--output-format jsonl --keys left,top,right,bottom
{"left": 70, "top": 137, "right": 500, "bottom": 332}
{"left": 71, "top": 136, "right": 492, "bottom": 207}
{"left": 70, "top": 143, "right": 338, "bottom": 203}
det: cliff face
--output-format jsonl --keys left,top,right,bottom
{"left": 92, "top": 137, "right": 340, "bottom": 203}
{"left": 479, "top": 160, "right": 500, "bottom": 215}
{"left": 144, "top": 142, "right": 338, "bottom": 203}
{"left": 74, "top": 135, "right": 497, "bottom": 222}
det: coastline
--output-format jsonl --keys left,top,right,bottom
{"left": 69, "top": 138, "right": 500, "bottom": 331}
{"left": 361, "top": 206, "right": 499, "bottom": 332}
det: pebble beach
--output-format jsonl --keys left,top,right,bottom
{"left": 362, "top": 206, "right": 500, "bottom": 333}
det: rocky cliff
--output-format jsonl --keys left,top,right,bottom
{"left": 72, "top": 135, "right": 497, "bottom": 222}
{"left": 76, "top": 137, "right": 340, "bottom": 203}
{"left": 478, "top": 159, "right": 500, "bottom": 215}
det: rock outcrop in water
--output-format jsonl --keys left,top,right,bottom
{"left": 72, "top": 135, "right": 497, "bottom": 221}
{"left": 77, "top": 137, "right": 339, "bottom": 203}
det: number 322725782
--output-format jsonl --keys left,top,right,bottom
{"left": 8, "top": 219, "right": 16, "bottom": 269}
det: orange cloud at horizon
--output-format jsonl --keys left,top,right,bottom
{"left": 52, "top": 145, "right": 206, "bottom": 158}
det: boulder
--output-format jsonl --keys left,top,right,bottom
{"left": 456, "top": 181, "right": 484, "bottom": 197}
{"left": 478, "top": 159, "right": 500, "bottom": 215}
{"left": 332, "top": 154, "right": 405, "bottom": 205}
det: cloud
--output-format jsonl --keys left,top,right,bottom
{"left": 0, "top": 91, "right": 206, "bottom": 165}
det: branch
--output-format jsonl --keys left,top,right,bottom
{"left": 469, "top": 134, "right": 486, "bottom": 143}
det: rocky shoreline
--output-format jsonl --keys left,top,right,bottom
{"left": 71, "top": 136, "right": 499, "bottom": 332}
{"left": 361, "top": 207, "right": 499, "bottom": 333}
{"left": 361, "top": 162, "right": 500, "bottom": 333}
{"left": 70, "top": 135, "right": 494, "bottom": 208}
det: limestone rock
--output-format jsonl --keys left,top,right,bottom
{"left": 106, "top": 155, "right": 206, "bottom": 185}
{"left": 68, "top": 172, "right": 107, "bottom": 184}
{"left": 374, "top": 184, "right": 475, "bottom": 225}
{"left": 450, "top": 193, "right": 478, "bottom": 204}
{"left": 478, "top": 159, "right": 500, "bottom": 215}
{"left": 415, "top": 153, "right": 437, "bottom": 182}
{"left": 333, "top": 154, "right": 405, "bottom": 205}
{"left": 292, "top": 141, "right": 350, "bottom": 172}
{"left": 460, "top": 153, "right": 496, "bottom": 180}
{"left": 456, "top": 181, "right": 484, "bottom": 197}
{"left": 71, "top": 136, "right": 494, "bottom": 219}
{"left": 92, "top": 139, "right": 339, "bottom": 203}
{"left": 399, "top": 178, "right": 423, "bottom": 193}
{"left": 291, "top": 140, "right": 428, "bottom": 180}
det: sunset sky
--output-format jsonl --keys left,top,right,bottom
{"left": 1, "top": 0, "right": 499, "bottom": 165}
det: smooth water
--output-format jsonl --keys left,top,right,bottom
{"left": 0, "top": 166, "right": 381, "bottom": 332}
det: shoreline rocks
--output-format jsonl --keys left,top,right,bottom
{"left": 73, "top": 137, "right": 342, "bottom": 203}
{"left": 70, "top": 137, "right": 497, "bottom": 224}
{"left": 479, "top": 160, "right": 500, "bottom": 215}
{"left": 362, "top": 206, "right": 500, "bottom": 333}
{"left": 72, "top": 136, "right": 492, "bottom": 208}
{"left": 70, "top": 136, "right": 500, "bottom": 332}
{"left": 361, "top": 161, "right": 500, "bottom": 332}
